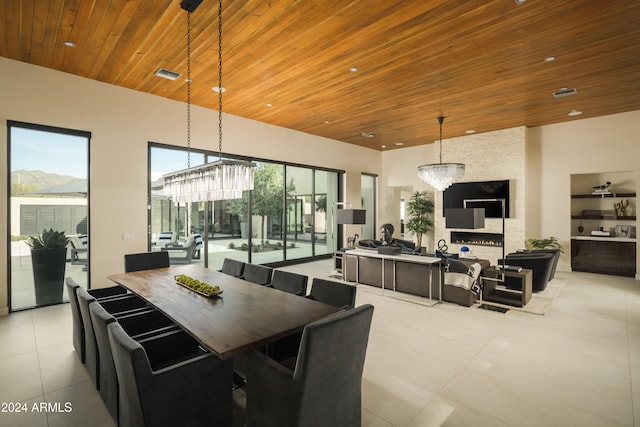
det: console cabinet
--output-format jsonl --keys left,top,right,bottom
{"left": 571, "top": 238, "right": 636, "bottom": 277}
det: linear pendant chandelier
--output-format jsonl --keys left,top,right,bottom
{"left": 163, "top": 0, "right": 254, "bottom": 203}
{"left": 417, "top": 116, "right": 465, "bottom": 191}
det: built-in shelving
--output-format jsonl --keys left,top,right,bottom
{"left": 571, "top": 192, "right": 636, "bottom": 199}
{"left": 570, "top": 172, "right": 636, "bottom": 276}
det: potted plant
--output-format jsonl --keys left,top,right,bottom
{"left": 405, "top": 191, "right": 434, "bottom": 249}
{"left": 26, "top": 229, "right": 70, "bottom": 305}
{"left": 526, "top": 236, "right": 564, "bottom": 253}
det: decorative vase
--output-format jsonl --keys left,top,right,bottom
{"left": 31, "top": 247, "right": 67, "bottom": 305}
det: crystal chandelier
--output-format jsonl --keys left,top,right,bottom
{"left": 417, "top": 116, "right": 465, "bottom": 191}
{"left": 163, "top": 0, "right": 254, "bottom": 203}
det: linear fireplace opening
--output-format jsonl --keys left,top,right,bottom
{"left": 451, "top": 231, "right": 503, "bottom": 247}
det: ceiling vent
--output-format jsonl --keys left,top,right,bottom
{"left": 553, "top": 88, "right": 578, "bottom": 98}
{"left": 154, "top": 68, "right": 181, "bottom": 81}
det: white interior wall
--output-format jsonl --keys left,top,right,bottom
{"left": 2, "top": 56, "right": 639, "bottom": 313}
{"left": 0, "top": 57, "right": 380, "bottom": 312}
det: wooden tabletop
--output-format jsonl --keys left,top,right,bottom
{"left": 107, "top": 265, "right": 341, "bottom": 360}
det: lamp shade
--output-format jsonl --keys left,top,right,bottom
{"left": 445, "top": 208, "right": 485, "bottom": 229}
{"left": 336, "top": 209, "right": 366, "bottom": 225}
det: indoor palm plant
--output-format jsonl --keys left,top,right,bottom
{"left": 405, "top": 191, "right": 434, "bottom": 249}
{"left": 26, "top": 229, "right": 70, "bottom": 305}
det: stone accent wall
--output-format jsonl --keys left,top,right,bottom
{"left": 434, "top": 127, "right": 526, "bottom": 263}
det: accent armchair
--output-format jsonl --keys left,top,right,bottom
{"left": 89, "top": 302, "right": 180, "bottom": 421}
{"left": 65, "top": 277, "right": 128, "bottom": 363}
{"left": 246, "top": 304, "right": 374, "bottom": 427}
{"left": 108, "top": 323, "right": 233, "bottom": 427}
{"left": 124, "top": 251, "right": 170, "bottom": 273}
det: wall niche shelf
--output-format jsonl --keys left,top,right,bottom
{"left": 570, "top": 172, "right": 636, "bottom": 277}
{"left": 571, "top": 192, "right": 636, "bottom": 199}
{"left": 571, "top": 215, "right": 636, "bottom": 220}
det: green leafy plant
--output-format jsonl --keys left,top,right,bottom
{"left": 405, "top": 191, "right": 434, "bottom": 248}
{"left": 526, "top": 236, "right": 564, "bottom": 253}
{"left": 26, "top": 229, "right": 70, "bottom": 249}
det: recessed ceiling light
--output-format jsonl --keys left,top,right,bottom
{"left": 266, "top": 103, "right": 273, "bottom": 107}
{"left": 212, "top": 86, "right": 226, "bottom": 93}
{"left": 63, "top": 41, "right": 76, "bottom": 48}
{"left": 381, "top": 145, "right": 387, "bottom": 149}
{"left": 544, "top": 56, "right": 556, "bottom": 62}
{"left": 361, "top": 132, "right": 376, "bottom": 138}
{"left": 349, "top": 67, "right": 358, "bottom": 73}
{"left": 465, "top": 130, "right": 476, "bottom": 134}
{"left": 514, "top": 0, "right": 526, "bottom": 4}
{"left": 324, "top": 120, "right": 331, "bottom": 124}
{"left": 394, "top": 142, "right": 404, "bottom": 146}
{"left": 568, "top": 109, "right": 583, "bottom": 116}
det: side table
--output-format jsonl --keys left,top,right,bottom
{"left": 482, "top": 267, "right": 532, "bottom": 307}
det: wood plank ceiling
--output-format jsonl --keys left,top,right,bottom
{"left": 1, "top": 0, "right": 639, "bottom": 151}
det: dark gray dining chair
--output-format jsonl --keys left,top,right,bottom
{"left": 246, "top": 304, "right": 374, "bottom": 427}
{"left": 271, "top": 270, "right": 308, "bottom": 296}
{"left": 65, "top": 277, "right": 128, "bottom": 363}
{"left": 124, "top": 251, "right": 170, "bottom": 273}
{"left": 76, "top": 288, "right": 149, "bottom": 389}
{"left": 108, "top": 322, "right": 233, "bottom": 427}
{"left": 89, "top": 302, "right": 180, "bottom": 421}
{"left": 220, "top": 258, "right": 246, "bottom": 277}
{"left": 242, "top": 263, "right": 274, "bottom": 285}
{"left": 307, "top": 278, "right": 356, "bottom": 309}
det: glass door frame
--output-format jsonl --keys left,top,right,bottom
{"left": 7, "top": 120, "right": 91, "bottom": 312}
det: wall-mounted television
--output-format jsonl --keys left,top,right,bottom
{"left": 443, "top": 180, "right": 510, "bottom": 218}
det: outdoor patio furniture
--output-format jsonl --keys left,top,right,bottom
{"left": 155, "top": 231, "right": 177, "bottom": 246}
{"left": 162, "top": 235, "right": 198, "bottom": 265}
{"left": 69, "top": 235, "right": 87, "bottom": 266}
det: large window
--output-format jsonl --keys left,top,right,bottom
{"left": 8, "top": 121, "right": 90, "bottom": 311}
{"left": 149, "top": 143, "right": 342, "bottom": 268}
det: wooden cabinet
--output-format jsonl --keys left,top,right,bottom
{"left": 571, "top": 238, "right": 636, "bottom": 277}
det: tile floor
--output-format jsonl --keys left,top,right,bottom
{"left": 0, "top": 260, "right": 638, "bottom": 426}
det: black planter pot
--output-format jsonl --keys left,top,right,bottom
{"left": 31, "top": 248, "right": 67, "bottom": 305}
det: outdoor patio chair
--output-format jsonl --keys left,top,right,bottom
{"left": 162, "top": 235, "right": 198, "bottom": 265}
{"left": 69, "top": 235, "right": 88, "bottom": 266}
{"left": 155, "top": 231, "right": 177, "bottom": 246}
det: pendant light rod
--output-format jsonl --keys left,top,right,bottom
{"left": 437, "top": 115, "right": 444, "bottom": 164}
{"left": 186, "top": 10, "right": 192, "bottom": 169}
{"left": 217, "top": 0, "right": 223, "bottom": 160}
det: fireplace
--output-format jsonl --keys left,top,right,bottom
{"left": 451, "top": 231, "right": 503, "bottom": 247}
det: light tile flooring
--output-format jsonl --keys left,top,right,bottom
{"left": 1, "top": 260, "right": 639, "bottom": 426}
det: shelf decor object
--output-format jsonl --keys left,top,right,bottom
{"left": 417, "top": 116, "right": 465, "bottom": 191}
{"left": 162, "top": 0, "right": 254, "bottom": 203}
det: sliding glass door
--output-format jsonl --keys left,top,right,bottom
{"left": 8, "top": 121, "right": 89, "bottom": 311}
{"left": 149, "top": 143, "right": 342, "bottom": 267}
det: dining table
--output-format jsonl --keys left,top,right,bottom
{"left": 107, "top": 264, "right": 341, "bottom": 360}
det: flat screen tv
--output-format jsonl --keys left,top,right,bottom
{"left": 443, "top": 180, "right": 510, "bottom": 218}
